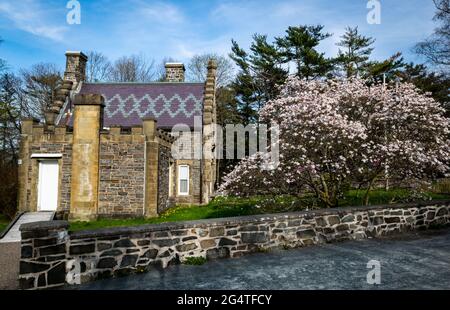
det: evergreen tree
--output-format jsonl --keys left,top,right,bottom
{"left": 276, "top": 25, "right": 334, "bottom": 80}
{"left": 229, "top": 35, "right": 287, "bottom": 124}
{"left": 335, "top": 27, "right": 375, "bottom": 78}
{"left": 365, "top": 52, "right": 405, "bottom": 83}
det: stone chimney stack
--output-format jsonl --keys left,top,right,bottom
{"left": 201, "top": 59, "right": 217, "bottom": 204}
{"left": 165, "top": 63, "right": 185, "bottom": 82}
{"left": 203, "top": 59, "right": 217, "bottom": 125}
{"left": 64, "top": 51, "right": 87, "bottom": 90}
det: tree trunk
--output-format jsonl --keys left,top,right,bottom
{"left": 363, "top": 177, "right": 377, "bottom": 206}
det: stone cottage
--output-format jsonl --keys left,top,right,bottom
{"left": 17, "top": 51, "right": 218, "bottom": 221}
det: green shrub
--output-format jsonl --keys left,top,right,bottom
{"left": 433, "top": 179, "right": 450, "bottom": 194}
{"left": 182, "top": 256, "right": 207, "bottom": 265}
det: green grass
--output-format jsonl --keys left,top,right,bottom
{"left": 0, "top": 214, "right": 10, "bottom": 234}
{"left": 340, "top": 189, "right": 449, "bottom": 207}
{"left": 182, "top": 256, "right": 207, "bottom": 265}
{"left": 68, "top": 189, "right": 450, "bottom": 232}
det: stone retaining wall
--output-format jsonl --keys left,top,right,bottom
{"left": 19, "top": 221, "right": 69, "bottom": 289}
{"left": 18, "top": 200, "right": 450, "bottom": 289}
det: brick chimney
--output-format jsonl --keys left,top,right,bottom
{"left": 64, "top": 51, "right": 87, "bottom": 90}
{"left": 165, "top": 63, "right": 185, "bottom": 82}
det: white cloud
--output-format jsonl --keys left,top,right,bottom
{"left": 0, "top": 0, "right": 68, "bottom": 41}
{"left": 136, "top": 1, "right": 185, "bottom": 24}
{"left": 2, "top": 0, "right": 435, "bottom": 70}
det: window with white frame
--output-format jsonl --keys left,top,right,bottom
{"left": 169, "top": 163, "right": 173, "bottom": 197}
{"left": 178, "top": 165, "right": 189, "bottom": 195}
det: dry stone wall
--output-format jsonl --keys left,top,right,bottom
{"left": 19, "top": 221, "right": 69, "bottom": 289}
{"left": 19, "top": 200, "right": 450, "bottom": 289}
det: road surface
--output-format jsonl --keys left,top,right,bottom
{"left": 71, "top": 228, "right": 450, "bottom": 290}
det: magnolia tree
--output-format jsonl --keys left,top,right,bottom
{"left": 219, "top": 77, "right": 450, "bottom": 207}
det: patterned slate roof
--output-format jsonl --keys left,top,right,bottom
{"left": 61, "top": 82, "right": 205, "bottom": 128}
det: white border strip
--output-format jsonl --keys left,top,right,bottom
{"left": 31, "top": 153, "right": 63, "bottom": 159}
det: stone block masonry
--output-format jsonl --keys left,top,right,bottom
{"left": 18, "top": 107, "right": 174, "bottom": 220}
{"left": 98, "top": 128, "right": 146, "bottom": 217}
{"left": 18, "top": 200, "right": 450, "bottom": 289}
{"left": 19, "top": 221, "right": 69, "bottom": 289}
{"left": 158, "top": 145, "right": 172, "bottom": 213}
{"left": 70, "top": 94, "right": 104, "bottom": 221}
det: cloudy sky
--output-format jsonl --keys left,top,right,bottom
{"left": 0, "top": 0, "right": 438, "bottom": 72}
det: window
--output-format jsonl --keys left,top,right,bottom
{"left": 169, "top": 164, "right": 173, "bottom": 197}
{"left": 178, "top": 165, "right": 189, "bottom": 195}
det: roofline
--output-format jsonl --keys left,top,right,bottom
{"left": 82, "top": 82, "right": 205, "bottom": 86}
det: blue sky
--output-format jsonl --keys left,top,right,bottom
{"left": 0, "top": 0, "right": 438, "bottom": 72}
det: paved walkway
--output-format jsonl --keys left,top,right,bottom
{"left": 0, "top": 242, "right": 20, "bottom": 289}
{"left": 0, "top": 212, "right": 54, "bottom": 289}
{"left": 0, "top": 212, "right": 54, "bottom": 243}
{"left": 72, "top": 228, "right": 450, "bottom": 290}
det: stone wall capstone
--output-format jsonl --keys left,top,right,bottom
{"left": 19, "top": 200, "right": 450, "bottom": 289}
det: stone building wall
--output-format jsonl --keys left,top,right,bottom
{"left": 29, "top": 141, "right": 73, "bottom": 214}
{"left": 18, "top": 123, "right": 73, "bottom": 215}
{"left": 157, "top": 145, "right": 172, "bottom": 213}
{"left": 18, "top": 121, "right": 175, "bottom": 219}
{"left": 98, "top": 130, "right": 146, "bottom": 217}
{"left": 18, "top": 200, "right": 450, "bottom": 289}
{"left": 172, "top": 130, "right": 202, "bottom": 204}
{"left": 174, "top": 159, "right": 201, "bottom": 204}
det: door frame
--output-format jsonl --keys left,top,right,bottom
{"left": 31, "top": 154, "right": 62, "bottom": 212}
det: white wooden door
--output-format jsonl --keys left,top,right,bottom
{"left": 37, "top": 160, "right": 59, "bottom": 211}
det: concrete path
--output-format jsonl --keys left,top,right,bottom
{"left": 0, "top": 242, "right": 20, "bottom": 289}
{"left": 0, "top": 212, "right": 54, "bottom": 243}
{"left": 0, "top": 212, "right": 54, "bottom": 289}
{"left": 71, "top": 228, "right": 450, "bottom": 290}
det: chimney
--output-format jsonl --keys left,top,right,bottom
{"left": 165, "top": 63, "right": 185, "bottom": 82}
{"left": 64, "top": 51, "right": 88, "bottom": 90}
{"left": 203, "top": 59, "right": 217, "bottom": 125}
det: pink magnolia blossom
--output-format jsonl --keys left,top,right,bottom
{"left": 219, "top": 77, "right": 450, "bottom": 207}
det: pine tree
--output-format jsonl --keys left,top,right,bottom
{"left": 229, "top": 36, "right": 287, "bottom": 124}
{"left": 365, "top": 52, "right": 405, "bottom": 83}
{"left": 276, "top": 25, "right": 334, "bottom": 80}
{"left": 335, "top": 27, "right": 375, "bottom": 78}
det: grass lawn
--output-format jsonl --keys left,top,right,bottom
{"left": 68, "top": 189, "right": 450, "bottom": 232}
{"left": 0, "top": 214, "right": 10, "bottom": 234}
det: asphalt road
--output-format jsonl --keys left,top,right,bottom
{"left": 71, "top": 228, "right": 450, "bottom": 290}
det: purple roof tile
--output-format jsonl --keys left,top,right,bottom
{"left": 60, "top": 82, "right": 205, "bottom": 129}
